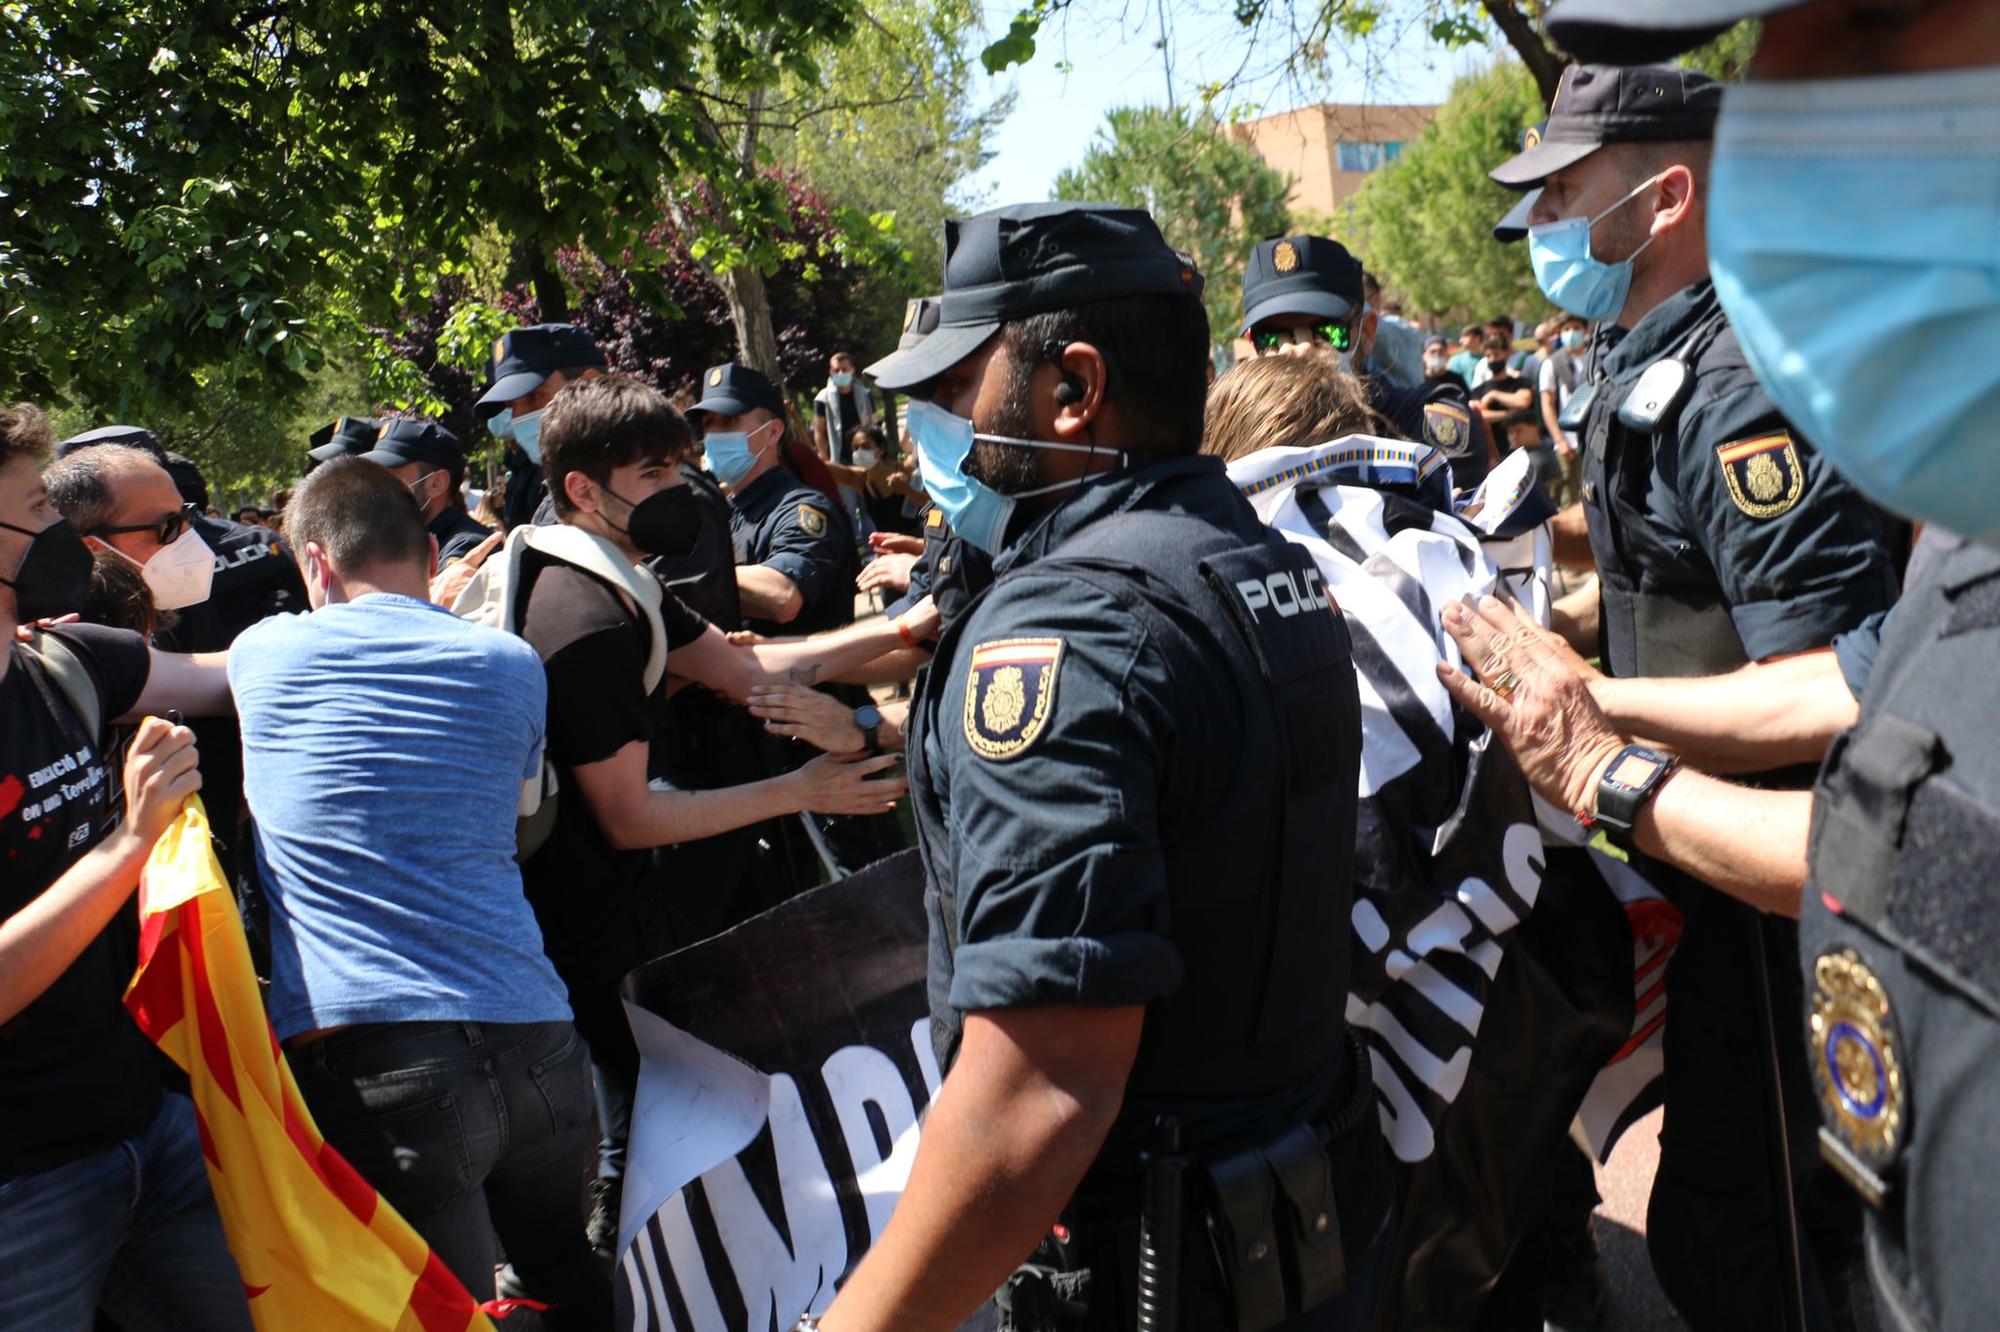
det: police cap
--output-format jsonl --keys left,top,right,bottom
{"left": 307, "top": 415, "right": 380, "bottom": 466}
{"left": 1492, "top": 122, "right": 1548, "bottom": 243}
{"left": 162, "top": 453, "right": 208, "bottom": 511}
{"left": 1547, "top": 0, "right": 1801, "bottom": 64}
{"left": 685, "top": 363, "right": 787, "bottom": 420}
{"left": 894, "top": 297, "right": 942, "bottom": 354}
{"left": 56, "top": 424, "right": 165, "bottom": 462}
{"left": 1489, "top": 65, "right": 1721, "bottom": 189}
{"left": 475, "top": 323, "right": 606, "bottom": 420}
{"left": 866, "top": 202, "right": 1200, "bottom": 391}
{"left": 1240, "top": 234, "right": 1363, "bottom": 335}
{"left": 359, "top": 418, "right": 466, "bottom": 475}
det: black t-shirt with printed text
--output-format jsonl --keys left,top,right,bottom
{"left": 0, "top": 624, "right": 161, "bottom": 1177}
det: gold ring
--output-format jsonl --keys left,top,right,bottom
{"left": 1490, "top": 670, "right": 1520, "bottom": 700}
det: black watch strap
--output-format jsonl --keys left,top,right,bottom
{"left": 853, "top": 705, "right": 883, "bottom": 755}
{"left": 1594, "top": 744, "right": 1677, "bottom": 846}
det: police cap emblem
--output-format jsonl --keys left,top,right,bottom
{"left": 1522, "top": 125, "right": 1543, "bottom": 150}
{"left": 1716, "top": 432, "right": 1804, "bottom": 519}
{"left": 797, "top": 504, "right": 828, "bottom": 537}
{"left": 708, "top": 367, "right": 724, "bottom": 387}
{"left": 1809, "top": 946, "right": 1907, "bottom": 1207}
{"left": 964, "top": 637, "right": 1064, "bottom": 761}
{"left": 903, "top": 301, "right": 918, "bottom": 332}
{"left": 1272, "top": 240, "right": 1300, "bottom": 274}
{"left": 492, "top": 335, "right": 508, "bottom": 366}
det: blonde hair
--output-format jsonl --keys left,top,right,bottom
{"left": 1202, "top": 348, "right": 1394, "bottom": 464}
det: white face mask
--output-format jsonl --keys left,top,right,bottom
{"left": 853, "top": 448, "right": 879, "bottom": 469}
{"left": 112, "top": 525, "right": 215, "bottom": 611}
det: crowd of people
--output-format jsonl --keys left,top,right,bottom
{"left": 3, "top": 1, "right": 1994, "bottom": 1329}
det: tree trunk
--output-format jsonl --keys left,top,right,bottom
{"left": 523, "top": 242, "right": 570, "bottom": 324}
{"left": 1482, "top": 0, "right": 1567, "bottom": 104}
{"left": 722, "top": 263, "right": 783, "bottom": 378}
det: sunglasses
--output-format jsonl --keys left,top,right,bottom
{"left": 93, "top": 502, "right": 201, "bottom": 547}
{"left": 1252, "top": 320, "right": 1355, "bottom": 354}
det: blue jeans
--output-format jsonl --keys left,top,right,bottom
{"left": 0, "top": 1092, "right": 252, "bottom": 1332}
{"left": 288, "top": 1019, "right": 611, "bottom": 1331}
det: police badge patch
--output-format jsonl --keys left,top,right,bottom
{"left": 1809, "top": 946, "right": 1907, "bottom": 1207}
{"left": 1423, "top": 401, "right": 1471, "bottom": 455}
{"left": 964, "top": 637, "right": 1064, "bottom": 761}
{"left": 1273, "top": 240, "right": 1300, "bottom": 273}
{"left": 798, "top": 504, "right": 828, "bottom": 537}
{"left": 1716, "top": 432, "right": 1804, "bottom": 519}
{"left": 708, "top": 367, "right": 724, "bottom": 387}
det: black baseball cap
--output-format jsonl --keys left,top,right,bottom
{"left": 685, "top": 363, "right": 786, "bottom": 420}
{"left": 865, "top": 202, "right": 1200, "bottom": 391}
{"left": 1489, "top": 65, "right": 1722, "bottom": 189}
{"left": 56, "top": 424, "right": 165, "bottom": 462}
{"left": 162, "top": 453, "right": 208, "bottom": 511}
{"left": 475, "top": 323, "right": 607, "bottom": 419}
{"left": 1492, "top": 122, "right": 1550, "bottom": 243}
{"left": 307, "top": 415, "right": 380, "bottom": 465}
{"left": 360, "top": 419, "right": 466, "bottom": 474}
{"left": 1240, "top": 234, "right": 1363, "bottom": 335}
{"left": 1548, "top": 0, "right": 1801, "bottom": 64}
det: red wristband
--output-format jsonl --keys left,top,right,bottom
{"left": 897, "top": 619, "right": 918, "bottom": 649}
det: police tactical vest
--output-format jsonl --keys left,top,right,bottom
{"left": 1582, "top": 311, "right": 1746, "bottom": 679}
{"left": 1800, "top": 537, "right": 2000, "bottom": 1332}
{"left": 913, "top": 500, "right": 1363, "bottom": 1156}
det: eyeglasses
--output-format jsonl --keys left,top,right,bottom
{"left": 1251, "top": 320, "right": 1355, "bottom": 354}
{"left": 92, "top": 502, "right": 200, "bottom": 546}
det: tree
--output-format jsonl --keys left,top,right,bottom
{"left": 1053, "top": 106, "right": 1292, "bottom": 351}
{"left": 0, "top": 0, "right": 865, "bottom": 411}
{"left": 1344, "top": 61, "right": 1545, "bottom": 321}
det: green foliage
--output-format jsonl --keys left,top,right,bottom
{"left": 1678, "top": 20, "right": 1762, "bottom": 83}
{"left": 764, "top": 0, "right": 1010, "bottom": 351}
{"left": 1053, "top": 105, "right": 1292, "bottom": 346}
{"left": 1346, "top": 61, "right": 1546, "bottom": 321}
{"left": 0, "top": 0, "right": 863, "bottom": 412}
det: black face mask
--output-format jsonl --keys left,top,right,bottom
{"left": 610, "top": 483, "right": 705, "bottom": 559}
{"left": 0, "top": 518, "right": 94, "bottom": 622}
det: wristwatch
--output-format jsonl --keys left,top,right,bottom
{"left": 852, "top": 703, "right": 883, "bottom": 755}
{"left": 1590, "top": 743, "right": 1677, "bottom": 848}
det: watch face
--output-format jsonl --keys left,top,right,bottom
{"left": 1607, "top": 751, "right": 1663, "bottom": 791}
{"left": 854, "top": 704, "right": 883, "bottom": 728}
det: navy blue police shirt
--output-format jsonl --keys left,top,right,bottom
{"left": 1582, "top": 280, "right": 1897, "bottom": 677}
{"left": 909, "top": 453, "right": 1358, "bottom": 1169}
{"left": 727, "top": 466, "right": 857, "bottom": 637}
{"left": 428, "top": 506, "right": 492, "bottom": 569}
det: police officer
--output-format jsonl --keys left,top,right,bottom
{"left": 811, "top": 201, "right": 1392, "bottom": 1332}
{"left": 1510, "top": 3, "right": 1998, "bottom": 1328}
{"left": 1241, "top": 234, "right": 1497, "bottom": 488}
{"left": 685, "top": 362, "right": 858, "bottom": 638}
{"left": 357, "top": 418, "right": 490, "bottom": 567}
{"left": 1480, "top": 60, "right": 1900, "bottom": 1332}
{"left": 473, "top": 323, "right": 608, "bottom": 529}
{"left": 305, "top": 415, "right": 378, "bottom": 471}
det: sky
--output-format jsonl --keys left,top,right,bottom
{"left": 960, "top": 2, "right": 1504, "bottom": 207}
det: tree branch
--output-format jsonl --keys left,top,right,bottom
{"left": 1480, "top": 0, "right": 1564, "bottom": 103}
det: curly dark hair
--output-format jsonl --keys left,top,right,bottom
{"left": 0, "top": 403, "right": 54, "bottom": 469}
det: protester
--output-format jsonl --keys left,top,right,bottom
{"left": 0, "top": 402, "right": 248, "bottom": 1331}
{"left": 1447, "top": 324, "right": 1485, "bottom": 386}
{"left": 513, "top": 374, "right": 907, "bottom": 1257}
{"left": 227, "top": 457, "right": 610, "bottom": 1324}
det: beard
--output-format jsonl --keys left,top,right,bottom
{"left": 967, "top": 345, "right": 1045, "bottom": 494}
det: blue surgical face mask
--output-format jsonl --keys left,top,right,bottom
{"left": 488, "top": 406, "right": 544, "bottom": 463}
{"left": 1527, "top": 174, "right": 1662, "bottom": 322}
{"left": 1562, "top": 328, "right": 1587, "bottom": 350}
{"left": 1709, "top": 67, "right": 2000, "bottom": 546}
{"left": 830, "top": 372, "right": 854, "bottom": 389}
{"left": 703, "top": 419, "right": 776, "bottom": 488}
{"left": 904, "top": 399, "right": 1125, "bottom": 555}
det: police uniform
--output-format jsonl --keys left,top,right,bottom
{"left": 1492, "top": 66, "right": 1898, "bottom": 1331}
{"left": 474, "top": 323, "right": 609, "bottom": 526}
{"left": 359, "top": 418, "right": 492, "bottom": 569}
{"left": 868, "top": 202, "right": 1393, "bottom": 1332}
{"left": 888, "top": 503, "right": 994, "bottom": 628}
{"left": 1239, "top": 235, "right": 1495, "bottom": 491}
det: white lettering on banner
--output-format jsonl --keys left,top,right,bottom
{"left": 624, "top": 1019, "right": 940, "bottom": 1332}
{"left": 1234, "top": 567, "right": 1331, "bottom": 621}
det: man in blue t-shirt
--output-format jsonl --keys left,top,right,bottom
{"left": 229, "top": 457, "right": 608, "bottom": 1328}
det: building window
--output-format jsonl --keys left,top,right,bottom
{"left": 1336, "top": 140, "right": 1404, "bottom": 173}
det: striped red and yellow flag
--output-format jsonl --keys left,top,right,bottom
{"left": 124, "top": 800, "right": 498, "bottom": 1332}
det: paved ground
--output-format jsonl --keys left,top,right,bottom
{"left": 1592, "top": 1107, "right": 1686, "bottom": 1332}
